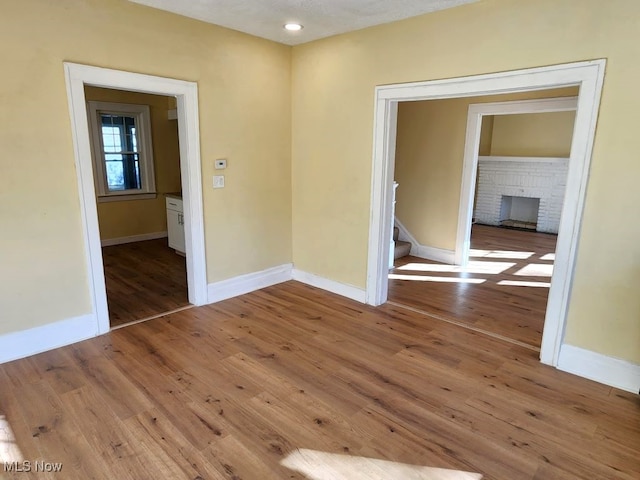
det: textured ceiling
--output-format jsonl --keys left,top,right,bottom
{"left": 129, "top": 0, "right": 480, "bottom": 45}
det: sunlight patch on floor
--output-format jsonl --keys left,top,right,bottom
{"left": 498, "top": 280, "right": 551, "bottom": 288}
{"left": 397, "top": 261, "right": 514, "bottom": 275}
{"left": 540, "top": 253, "right": 556, "bottom": 261}
{"left": 0, "top": 415, "right": 23, "bottom": 464}
{"left": 389, "top": 274, "right": 486, "bottom": 284}
{"left": 469, "top": 249, "right": 534, "bottom": 260}
{"left": 281, "top": 449, "right": 482, "bottom": 480}
{"left": 515, "top": 263, "right": 554, "bottom": 277}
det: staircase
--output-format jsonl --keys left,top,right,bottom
{"left": 393, "top": 226, "right": 411, "bottom": 259}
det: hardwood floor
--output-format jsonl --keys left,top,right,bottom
{"left": 102, "top": 238, "right": 189, "bottom": 328}
{"left": 0, "top": 281, "right": 638, "bottom": 479}
{"left": 389, "top": 225, "right": 558, "bottom": 349}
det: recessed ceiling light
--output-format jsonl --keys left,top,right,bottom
{"left": 284, "top": 23, "right": 303, "bottom": 31}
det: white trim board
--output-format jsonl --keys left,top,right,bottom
{"left": 207, "top": 264, "right": 368, "bottom": 305}
{"left": 558, "top": 345, "right": 640, "bottom": 394}
{"left": 64, "top": 63, "right": 208, "bottom": 336}
{"left": 0, "top": 314, "right": 97, "bottom": 364}
{"left": 413, "top": 245, "right": 455, "bottom": 265}
{"left": 208, "top": 264, "right": 293, "bottom": 304}
{"left": 395, "top": 218, "right": 455, "bottom": 264}
{"left": 367, "top": 60, "right": 606, "bottom": 371}
{"left": 292, "top": 269, "right": 367, "bottom": 303}
{"left": 101, "top": 231, "right": 168, "bottom": 247}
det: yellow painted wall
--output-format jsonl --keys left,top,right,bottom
{"left": 490, "top": 111, "right": 576, "bottom": 157}
{"left": 0, "top": 0, "right": 291, "bottom": 335}
{"left": 394, "top": 88, "right": 576, "bottom": 250}
{"left": 85, "top": 87, "right": 181, "bottom": 241}
{"left": 292, "top": 0, "right": 640, "bottom": 363}
{"left": 394, "top": 99, "right": 465, "bottom": 249}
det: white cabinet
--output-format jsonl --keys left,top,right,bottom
{"left": 166, "top": 196, "right": 185, "bottom": 254}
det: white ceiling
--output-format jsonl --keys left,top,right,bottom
{"left": 129, "top": 0, "right": 480, "bottom": 45}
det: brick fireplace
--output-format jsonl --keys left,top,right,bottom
{"left": 474, "top": 156, "right": 568, "bottom": 234}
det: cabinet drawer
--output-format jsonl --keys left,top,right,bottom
{"left": 166, "top": 196, "right": 183, "bottom": 213}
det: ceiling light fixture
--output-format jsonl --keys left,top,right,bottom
{"left": 284, "top": 23, "right": 303, "bottom": 31}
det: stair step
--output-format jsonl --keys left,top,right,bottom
{"left": 394, "top": 240, "right": 411, "bottom": 259}
{"left": 393, "top": 226, "right": 400, "bottom": 242}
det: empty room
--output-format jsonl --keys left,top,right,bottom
{"left": 1, "top": 0, "right": 638, "bottom": 479}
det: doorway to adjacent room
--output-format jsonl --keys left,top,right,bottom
{"left": 64, "top": 63, "right": 208, "bottom": 334}
{"left": 366, "top": 60, "right": 605, "bottom": 366}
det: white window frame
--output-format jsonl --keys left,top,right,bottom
{"left": 87, "top": 101, "right": 156, "bottom": 202}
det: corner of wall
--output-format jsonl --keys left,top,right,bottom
{"left": 395, "top": 217, "right": 455, "bottom": 264}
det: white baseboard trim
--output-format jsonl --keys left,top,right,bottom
{"left": 394, "top": 218, "right": 455, "bottom": 264}
{"left": 206, "top": 264, "right": 367, "bottom": 305}
{"left": 414, "top": 244, "right": 456, "bottom": 264}
{"left": 101, "top": 231, "right": 168, "bottom": 247}
{"left": 0, "top": 314, "right": 98, "bottom": 364}
{"left": 292, "top": 269, "right": 366, "bottom": 303}
{"left": 207, "top": 263, "right": 293, "bottom": 304}
{"left": 557, "top": 344, "right": 640, "bottom": 394}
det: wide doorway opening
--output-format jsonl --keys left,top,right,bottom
{"left": 367, "top": 60, "right": 605, "bottom": 366}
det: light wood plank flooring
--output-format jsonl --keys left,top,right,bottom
{"left": 389, "top": 225, "right": 558, "bottom": 349}
{"left": 102, "top": 238, "right": 189, "bottom": 328}
{"left": 0, "top": 281, "right": 637, "bottom": 479}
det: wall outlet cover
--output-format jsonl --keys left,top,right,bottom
{"left": 213, "top": 175, "right": 225, "bottom": 188}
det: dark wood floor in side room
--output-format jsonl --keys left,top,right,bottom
{"left": 389, "top": 225, "right": 558, "bottom": 349}
{"left": 1, "top": 281, "right": 638, "bottom": 480}
{"left": 102, "top": 238, "right": 189, "bottom": 327}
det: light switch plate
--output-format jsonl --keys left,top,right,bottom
{"left": 215, "top": 159, "right": 227, "bottom": 169}
{"left": 213, "top": 175, "right": 225, "bottom": 188}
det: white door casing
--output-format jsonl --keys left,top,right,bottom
{"left": 366, "top": 60, "right": 606, "bottom": 366}
{"left": 456, "top": 95, "right": 579, "bottom": 266}
{"left": 64, "top": 63, "right": 208, "bottom": 335}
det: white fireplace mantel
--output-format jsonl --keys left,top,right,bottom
{"left": 478, "top": 155, "right": 569, "bottom": 164}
